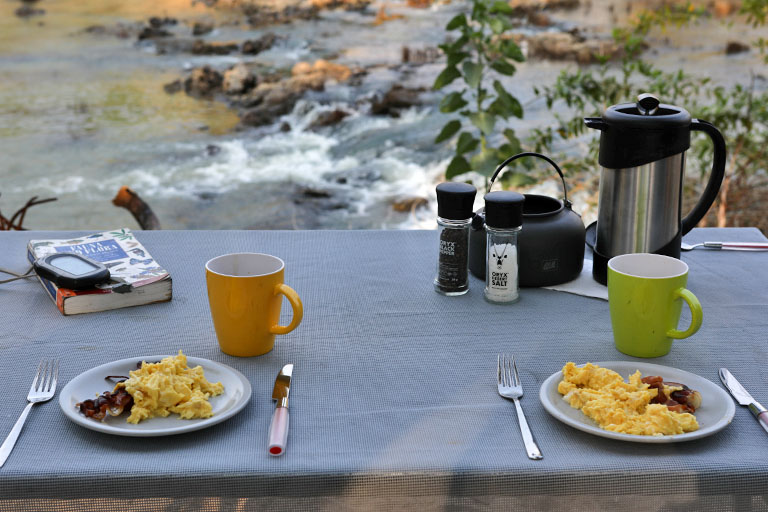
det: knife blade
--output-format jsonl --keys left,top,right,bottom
{"left": 268, "top": 364, "right": 293, "bottom": 456}
{"left": 719, "top": 368, "right": 768, "bottom": 434}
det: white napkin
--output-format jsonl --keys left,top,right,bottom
{"left": 542, "top": 259, "right": 608, "bottom": 300}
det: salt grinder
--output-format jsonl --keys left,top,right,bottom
{"left": 484, "top": 191, "right": 524, "bottom": 304}
{"left": 434, "top": 182, "right": 477, "bottom": 296}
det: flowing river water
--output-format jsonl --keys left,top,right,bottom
{"left": 1, "top": 0, "right": 764, "bottom": 230}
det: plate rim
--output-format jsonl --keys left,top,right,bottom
{"left": 538, "top": 360, "right": 735, "bottom": 443}
{"left": 59, "top": 355, "right": 252, "bottom": 437}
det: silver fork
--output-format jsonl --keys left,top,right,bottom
{"left": 0, "top": 359, "right": 59, "bottom": 468}
{"left": 681, "top": 241, "right": 768, "bottom": 251}
{"left": 497, "top": 355, "right": 542, "bottom": 460}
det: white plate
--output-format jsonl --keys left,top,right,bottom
{"left": 539, "top": 361, "right": 735, "bottom": 443}
{"left": 59, "top": 355, "right": 252, "bottom": 437}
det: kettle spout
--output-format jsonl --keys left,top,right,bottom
{"left": 584, "top": 117, "right": 606, "bottom": 131}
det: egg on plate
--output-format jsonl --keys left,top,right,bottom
{"left": 116, "top": 351, "right": 224, "bottom": 424}
{"left": 557, "top": 362, "right": 699, "bottom": 436}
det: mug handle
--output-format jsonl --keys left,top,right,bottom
{"left": 269, "top": 283, "right": 303, "bottom": 335}
{"left": 666, "top": 288, "right": 703, "bottom": 339}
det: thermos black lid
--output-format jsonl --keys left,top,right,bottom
{"left": 584, "top": 93, "right": 693, "bottom": 169}
{"left": 436, "top": 182, "right": 477, "bottom": 220}
{"left": 484, "top": 191, "right": 524, "bottom": 229}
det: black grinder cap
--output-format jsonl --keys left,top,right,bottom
{"left": 587, "top": 93, "right": 693, "bottom": 169}
{"left": 484, "top": 191, "right": 524, "bottom": 229}
{"left": 436, "top": 182, "right": 477, "bottom": 220}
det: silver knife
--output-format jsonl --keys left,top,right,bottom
{"left": 719, "top": 368, "right": 768, "bottom": 434}
{"left": 268, "top": 364, "right": 293, "bottom": 456}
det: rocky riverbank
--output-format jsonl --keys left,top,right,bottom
{"left": 2, "top": 0, "right": 762, "bottom": 231}
{"left": 111, "top": 0, "right": 755, "bottom": 137}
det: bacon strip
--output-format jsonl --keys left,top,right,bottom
{"left": 76, "top": 362, "right": 159, "bottom": 421}
{"left": 641, "top": 376, "right": 701, "bottom": 413}
{"left": 76, "top": 388, "right": 134, "bottom": 421}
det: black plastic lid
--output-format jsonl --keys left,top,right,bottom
{"left": 484, "top": 191, "right": 524, "bottom": 229}
{"left": 586, "top": 94, "right": 692, "bottom": 169}
{"left": 436, "top": 182, "right": 477, "bottom": 220}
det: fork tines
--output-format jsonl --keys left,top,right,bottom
{"left": 497, "top": 354, "right": 517, "bottom": 387}
{"left": 31, "top": 359, "right": 59, "bottom": 394}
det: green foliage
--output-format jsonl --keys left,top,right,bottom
{"left": 740, "top": 0, "right": 768, "bottom": 63}
{"left": 433, "top": 0, "right": 525, "bottom": 179}
{"left": 531, "top": 0, "right": 768, "bottom": 182}
{"left": 693, "top": 77, "right": 768, "bottom": 182}
{"left": 742, "top": 0, "right": 768, "bottom": 25}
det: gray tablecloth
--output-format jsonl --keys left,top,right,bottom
{"left": 1, "top": 227, "right": 767, "bottom": 511}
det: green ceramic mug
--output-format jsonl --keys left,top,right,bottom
{"left": 607, "top": 253, "right": 703, "bottom": 358}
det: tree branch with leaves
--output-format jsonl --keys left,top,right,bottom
{"left": 433, "top": 0, "right": 526, "bottom": 180}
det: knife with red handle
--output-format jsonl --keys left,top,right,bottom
{"left": 268, "top": 364, "right": 293, "bottom": 456}
{"left": 719, "top": 368, "right": 768, "bottom": 434}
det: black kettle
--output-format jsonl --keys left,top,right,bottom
{"left": 469, "top": 152, "right": 586, "bottom": 287}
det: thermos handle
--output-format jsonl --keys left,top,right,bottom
{"left": 682, "top": 119, "right": 726, "bottom": 234}
{"left": 487, "top": 152, "right": 571, "bottom": 208}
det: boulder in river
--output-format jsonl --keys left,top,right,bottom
{"left": 293, "top": 186, "right": 349, "bottom": 213}
{"left": 298, "top": 187, "right": 332, "bottom": 199}
{"left": 510, "top": 0, "right": 579, "bottom": 11}
{"left": 153, "top": 38, "right": 197, "bottom": 54}
{"left": 237, "top": 60, "right": 357, "bottom": 128}
{"left": 519, "top": 32, "right": 624, "bottom": 64}
{"left": 137, "top": 17, "right": 178, "bottom": 40}
{"left": 174, "top": 58, "right": 358, "bottom": 129}
{"left": 148, "top": 16, "right": 177, "bottom": 28}
{"left": 241, "top": 33, "right": 278, "bottom": 55}
{"left": 192, "top": 21, "right": 214, "bottom": 36}
{"left": 373, "top": 6, "right": 405, "bottom": 26}
{"left": 308, "top": 109, "right": 350, "bottom": 130}
{"left": 239, "top": 92, "right": 300, "bottom": 128}
{"left": 15, "top": 5, "right": 45, "bottom": 17}
{"left": 401, "top": 46, "right": 441, "bottom": 65}
{"left": 223, "top": 63, "right": 257, "bottom": 95}
{"left": 138, "top": 26, "right": 172, "bottom": 40}
{"left": 291, "top": 59, "right": 353, "bottom": 83}
{"left": 184, "top": 66, "right": 223, "bottom": 97}
{"left": 242, "top": 3, "right": 319, "bottom": 27}
{"left": 83, "top": 22, "right": 142, "bottom": 39}
{"left": 370, "top": 85, "right": 426, "bottom": 116}
{"left": 528, "top": 11, "right": 552, "bottom": 26}
{"left": 725, "top": 40, "right": 750, "bottom": 54}
{"left": 191, "top": 40, "right": 239, "bottom": 55}
{"left": 311, "top": 0, "right": 371, "bottom": 10}
{"left": 405, "top": 0, "right": 432, "bottom": 7}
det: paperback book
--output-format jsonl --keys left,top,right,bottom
{"left": 27, "top": 228, "right": 172, "bottom": 315}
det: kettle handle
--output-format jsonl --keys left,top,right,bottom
{"left": 487, "top": 152, "right": 571, "bottom": 208}
{"left": 682, "top": 119, "right": 726, "bottom": 234}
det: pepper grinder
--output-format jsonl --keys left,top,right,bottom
{"left": 484, "top": 191, "right": 524, "bottom": 304}
{"left": 434, "top": 182, "right": 477, "bottom": 296}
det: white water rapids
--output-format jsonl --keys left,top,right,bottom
{"left": 0, "top": 0, "right": 763, "bottom": 230}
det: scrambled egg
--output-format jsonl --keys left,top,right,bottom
{"left": 557, "top": 362, "right": 699, "bottom": 436}
{"left": 116, "top": 351, "right": 224, "bottom": 424}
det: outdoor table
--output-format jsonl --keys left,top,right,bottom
{"left": 1, "top": 227, "right": 767, "bottom": 511}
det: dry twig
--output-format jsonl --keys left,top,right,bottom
{"left": 0, "top": 194, "right": 58, "bottom": 231}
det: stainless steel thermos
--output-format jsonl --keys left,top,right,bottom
{"left": 585, "top": 93, "right": 726, "bottom": 284}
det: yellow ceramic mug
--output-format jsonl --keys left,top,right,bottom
{"left": 205, "top": 253, "right": 303, "bottom": 357}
